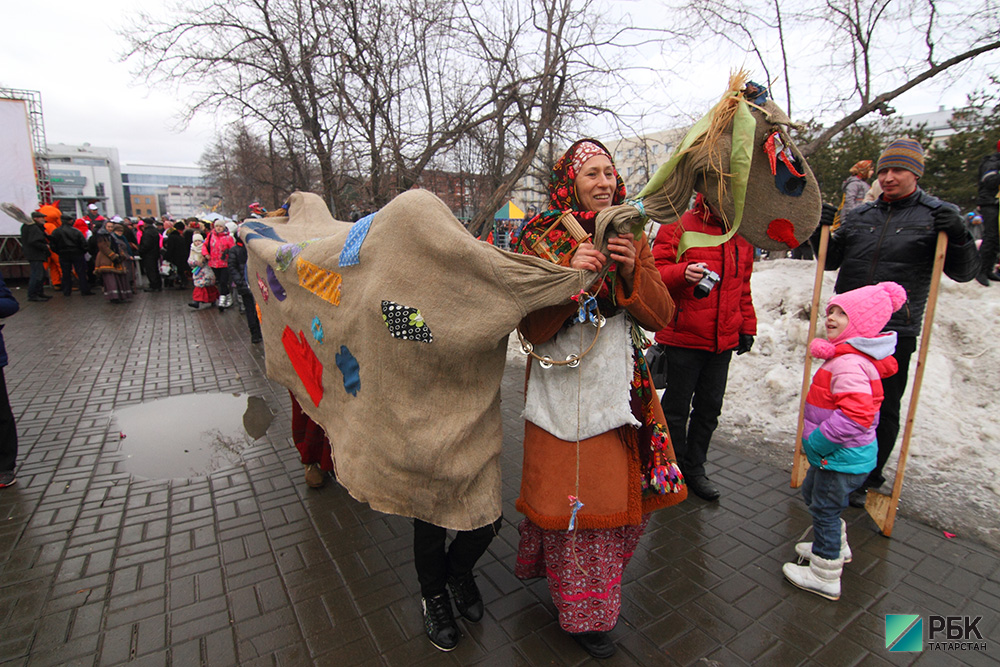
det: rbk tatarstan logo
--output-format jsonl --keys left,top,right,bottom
{"left": 886, "top": 614, "right": 923, "bottom": 652}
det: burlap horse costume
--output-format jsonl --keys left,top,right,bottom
{"left": 243, "top": 190, "right": 628, "bottom": 531}
{"left": 244, "top": 75, "right": 819, "bottom": 531}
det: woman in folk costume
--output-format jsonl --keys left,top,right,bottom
{"left": 187, "top": 234, "right": 219, "bottom": 309}
{"left": 513, "top": 139, "right": 686, "bottom": 659}
{"left": 93, "top": 222, "right": 133, "bottom": 303}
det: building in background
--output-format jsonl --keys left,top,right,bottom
{"left": 43, "top": 143, "right": 125, "bottom": 218}
{"left": 604, "top": 129, "right": 688, "bottom": 196}
{"left": 121, "top": 164, "right": 214, "bottom": 219}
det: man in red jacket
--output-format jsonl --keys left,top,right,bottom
{"left": 652, "top": 194, "right": 757, "bottom": 500}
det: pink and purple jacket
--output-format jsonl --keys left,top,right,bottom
{"left": 202, "top": 230, "right": 235, "bottom": 269}
{"left": 802, "top": 333, "right": 898, "bottom": 474}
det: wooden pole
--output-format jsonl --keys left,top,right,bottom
{"left": 866, "top": 231, "right": 948, "bottom": 536}
{"left": 791, "top": 225, "right": 829, "bottom": 488}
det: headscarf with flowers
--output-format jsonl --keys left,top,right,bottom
{"left": 515, "top": 138, "right": 626, "bottom": 264}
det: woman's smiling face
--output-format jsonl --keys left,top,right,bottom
{"left": 574, "top": 155, "right": 616, "bottom": 212}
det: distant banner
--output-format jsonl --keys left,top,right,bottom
{"left": 0, "top": 99, "right": 39, "bottom": 236}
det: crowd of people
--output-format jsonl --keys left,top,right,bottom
{"left": 3, "top": 128, "right": 996, "bottom": 660}
{"left": 17, "top": 205, "right": 263, "bottom": 343}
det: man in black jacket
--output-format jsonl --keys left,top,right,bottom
{"left": 975, "top": 139, "right": 1000, "bottom": 285}
{"left": 825, "top": 137, "right": 980, "bottom": 506}
{"left": 137, "top": 218, "right": 163, "bottom": 292}
{"left": 20, "top": 211, "right": 51, "bottom": 302}
{"left": 49, "top": 215, "right": 94, "bottom": 296}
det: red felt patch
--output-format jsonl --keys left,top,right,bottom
{"left": 282, "top": 326, "right": 324, "bottom": 407}
{"left": 766, "top": 218, "right": 799, "bottom": 248}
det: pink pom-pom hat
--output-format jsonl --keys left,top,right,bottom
{"left": 827, "top": 281, "right": 907, "bottom": 344}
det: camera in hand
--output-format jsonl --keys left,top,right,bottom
{"left": 693, "top": 268, "right": 720, "bottom": 298}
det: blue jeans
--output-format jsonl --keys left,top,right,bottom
{"left": 802, "top": 467, "right": 866, "bottom": 559}
{"left": 27, "top": 260, "right": 45, "bottom": 298}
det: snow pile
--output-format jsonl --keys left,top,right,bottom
{"left": 721, "top": 259, "right": 1000, "bottom": 548}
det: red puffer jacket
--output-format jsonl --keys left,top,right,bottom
{"left": 652, "top": 195, "right": 756, "bottom": 352}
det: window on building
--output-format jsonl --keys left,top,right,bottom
{"left": 95, "top": 183, "right": 106, "bottom": 197}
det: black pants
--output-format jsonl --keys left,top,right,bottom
{"left": 212, "top": 267, "right": 231, "bottom": 296}
{"left": 0, "top": 368, "right": 17, "bottom": 472}
{"left": 58, "top": 255, "right": 93, "bottom": 295}
{"left": 141, "top": 254, "right": 162, "bottom": 291}
{"left": 413, "top": 517, "right": 501, "bottom": 597}
{"left": 659, "top": 346, "right": 733, "bottom": 479}
{"left": 172, "top": 261, "right": 191, "bottom": 288}
{"left": 865, "top": 335, "right": 917, "bottom": 489}
{"left": 978, "top": 204, "right": 999, "bottom": 277}
{"left": 27, "top": 260, "right": 46, "bottom": 298}
{"left": 237, "top": 287, "right": 261, "bottom": 339}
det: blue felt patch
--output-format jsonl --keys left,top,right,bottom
{"left": 335, "top": 345, "right": 361, "bottom": 396}
{"left": 775, "top": 155, "right": 807, "bottom": 197}
{"left": 311, "top": 316, "right": 324, "bottom": 343}
{"left": 242, "top": 221, "right": 286, "bottom": 243}
{"left": 266, "top": 265, "right": 287, "bottom": 301}
{"left": 339, "top": 212, "right": 376, "bottom": 267}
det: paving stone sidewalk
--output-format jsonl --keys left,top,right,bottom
{"left": 0, "top": 287, "right": 996, "bottom": 666}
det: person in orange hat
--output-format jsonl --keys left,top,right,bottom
{"left": 37, "top": 204, "right": 63, "bottom": 289}
{"left": 843, "top": 160, "right": 874, "bottom": 213}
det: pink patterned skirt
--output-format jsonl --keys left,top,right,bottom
{"left": 515, "top": 515, "right": 649, "bottom": 633}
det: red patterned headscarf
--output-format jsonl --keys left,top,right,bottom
{"left": 516, "top": 138, "right": 626, "bottom": 258}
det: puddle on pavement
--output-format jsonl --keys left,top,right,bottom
{"left": 114, "top": 393, "right": 275, "bottom": 480}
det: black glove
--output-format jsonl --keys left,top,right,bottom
{"left": 932, "top": 206, "right": 966, "bottom": 242}
{"left": 819, "top": 203, "right": 838, "bottom": 226}
{"left": 737, "top": 334, "right": 754, "bottom": 355}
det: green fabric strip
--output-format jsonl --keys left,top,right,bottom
{"left": 676, "top": 99, "right": 756, "bottom": 258}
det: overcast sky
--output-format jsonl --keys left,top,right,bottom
{"left": 1, "top": 0, "right": 989, "bottom": 169}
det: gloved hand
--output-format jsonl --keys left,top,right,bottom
{"left": 819, "top": 203, "right": 838, "bottom": 226}
{"left": 737, "top": 333, "right": 754, "bottom": 355}
{"left": 932, "top": 206, "right": 967, "bottom": 242}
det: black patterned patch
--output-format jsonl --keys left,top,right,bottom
{"left": 381, "top": 301, "right": 433, "bottom": 343}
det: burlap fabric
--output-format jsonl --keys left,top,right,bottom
{"left": 699, "top": 100, "right": 822, "bottom": 250}
{"left": 243, "top": 189, "right": 599, "bottom": 530}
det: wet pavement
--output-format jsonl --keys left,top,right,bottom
{"left": 0, "top": 285, "right": 997, "bottom": 666}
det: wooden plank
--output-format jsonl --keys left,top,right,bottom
{"left": 791, "top": 224, "right": 829, "bottom": 488}
{"left": 866, "top": 231, "right": 948, "bottom": 536}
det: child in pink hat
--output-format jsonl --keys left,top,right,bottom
{"left": 783, "top": 281, "right": 907, "bottom": 600}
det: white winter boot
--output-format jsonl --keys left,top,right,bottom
{"left": 795, "top": 519, "right": 852, "bottom": 563}
{"left": 783, "top": 553, "right": 843, "bottom": 600}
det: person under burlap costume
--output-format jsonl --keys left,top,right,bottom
{"left": 241, "top": 188, "right": 631, "bottom": 651}
{"left": 512, "top": 139, "right": 686, "bottom": 660}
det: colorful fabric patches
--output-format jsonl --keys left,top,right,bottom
{"left": 275, "top": 241, "right": 314, "bottom": 272}
{"left": 381, "top": 301, "right": 433, "bottom": 343}
{"left": 281, "top": 326, "right": 324, "bottom": 407}
{"left": 764, "top": 131, "right": 807, "bottom": 197}
{"left": 242, "top": 220, "right": 286, "bottom": 243}
{"left": 335, "top": 345, "right": 361, "bottom": 396}
{"left": 311, "top": 316, "right": 324, "bottom": 343}
{"left": 256, "top": 272, "right": 270, "bottom": 302}
{"left": 297, "top": 258, "right": 342, "bottom": 306}
{"left": 339, "top": 212, "right": 376, "bottom": 267}
{"left": 266, "top": 265, "right": 287, "bottom": 301}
